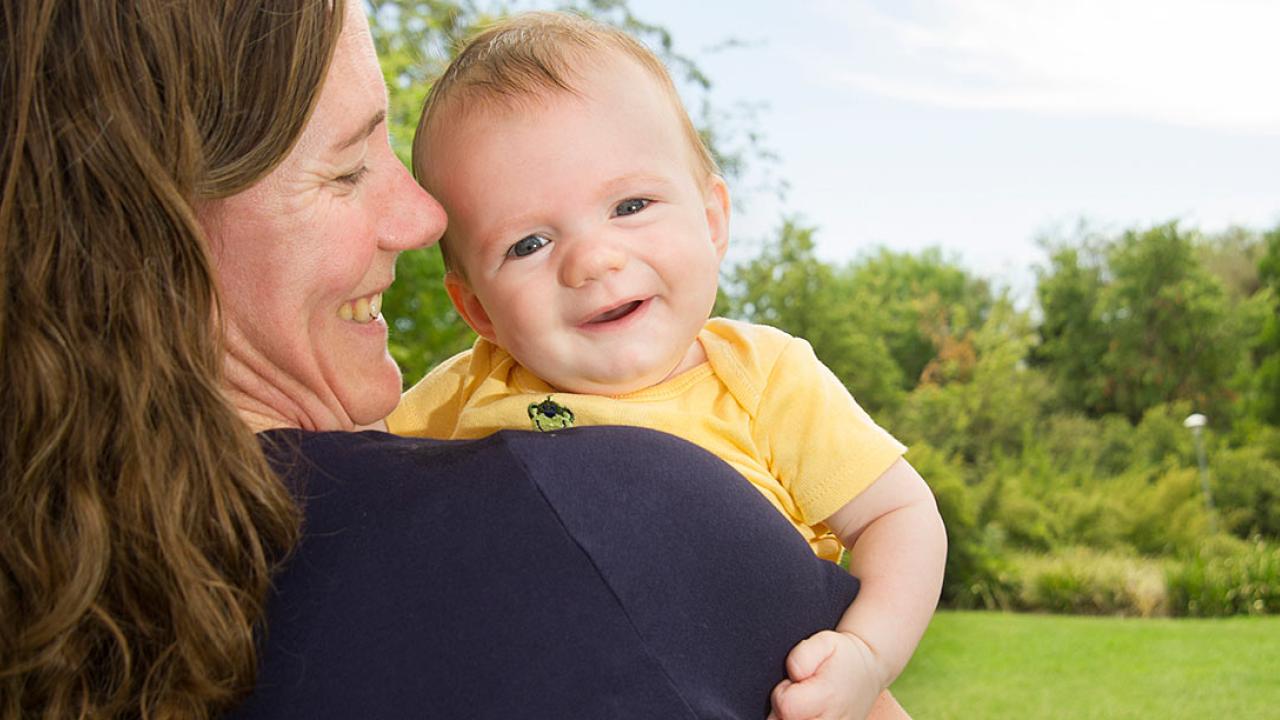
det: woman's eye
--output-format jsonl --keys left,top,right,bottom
{"left": 615, "top": 198, "right": 650, "bottom": 217}
{"left": 336, "top": 166, "right": 370, "bottom": 186}
{"left": 507, "top": 234, "right": 549, "bottom": 258}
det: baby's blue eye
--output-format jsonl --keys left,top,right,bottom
{"left": 508, "top": 234, "right": 549, "bottom": 258}
{"left": 615, "top": 198, "right": 650, "bottom": 216}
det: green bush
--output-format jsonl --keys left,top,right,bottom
{"left": 1031, "top": 413, "right": 1140, "bottom": 480}
{"left": 988, "top": 488, "right": 1056, "bottom": 552}
{"left": 992, "top": 463, "right": 1213, "bottom": 558}
{"left": 1048, "top": 486, "right": 1134, "bottom": 552}
{"left": 1167, "top": 536, "right": 1280, "bottom": 616}
{"left": 1129, "top": 401, "right": 1199, "bottom": 469}
{"left": 1011, "top": 548, "right": 1167, "bottom": 617}
{"left": 1210, "top": 446, "right": 1280, "bottom": 539}
{"left": 995, "top": 541, "right": 1280, "bottom": 617}
{"left": 910, "top": 443, "right": 1017, "bottom": 609}
{"left": 1117, "top": 467, "right": 1212, "bottom": 556}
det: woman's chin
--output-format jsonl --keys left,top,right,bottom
{"left": 337, "top": 355, "right": 402, "bottom": 428}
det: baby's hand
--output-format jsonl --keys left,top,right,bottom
{"left": 766, "top": 630, "right": 888, "bottom": 720}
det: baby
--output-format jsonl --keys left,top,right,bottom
{"left": 389, "top": 12, "right": 946, "bottom": 719}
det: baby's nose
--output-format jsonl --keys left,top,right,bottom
{"left": 560, "top": 238, "right": 628, "bottom": 288}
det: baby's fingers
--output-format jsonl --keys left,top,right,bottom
{"left": 784, "top": 630, "right": 840, "bottom": 682}
{"left": 769, "top": 674, "right": 836, "bottom": 720}
{"left": 766, "top": 678, "right": 792, "bottom": 720}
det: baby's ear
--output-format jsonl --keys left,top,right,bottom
{"left": 444, "top": 272, "right": 497, "bottom": 342}
{"left": 703, "top": 174, "right": 731, "bottom": 261}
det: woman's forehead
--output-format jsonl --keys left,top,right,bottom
{"left": 295, "top": 7, "right": 385, "bottom": 156}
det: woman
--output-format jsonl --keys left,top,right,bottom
{"left": 2, "top": 2, "right": 905, "bottom": 718}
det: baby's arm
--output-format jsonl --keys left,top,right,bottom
{"left": 769, "top": 458, "right": 945, "bottom": 720}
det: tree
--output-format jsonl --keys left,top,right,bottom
{"left": 1036, "top": 223, "right": 1245, "bottom": 423}
{"left": 1197, "top": 225, "right": 1266, "bottom": 301}
{"left": 1250, "top": 226, "right": 1280, "bottom": 425}
{"left": 1034, "top": 240, "right": 1109, "bottom": 413}
{"left": 891, "top": 296, "right": 1048, "bottom": 464}
{"left": 1101, "top": 224, "right": 1243, "bottom": 422}
{"left": 847, "top": 247, "right": 992, "bottom": 390}
{"left": 721, "top": 218, "right": 904, "bottom": 414}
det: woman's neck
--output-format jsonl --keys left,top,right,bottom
{"left": 220, "top": 327, "right": 358, "bottom": 433}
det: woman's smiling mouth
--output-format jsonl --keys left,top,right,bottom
{"left": 338, "top": 292, "right": 383, "bottom": 323}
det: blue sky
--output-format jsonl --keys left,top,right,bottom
{"left": 512, "top": 0, "right": 1280, "bottom": 300}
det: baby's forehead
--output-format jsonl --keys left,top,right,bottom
{"left": 446, "top": 49, "right": 652, "bottom": 116}
{"left": 453, "top": 82, "right": 583, "bottom": 121}
{"left": 435, "top": 63, "right": 688, "bottom": 161}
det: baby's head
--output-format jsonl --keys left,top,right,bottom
{"left": 414, "top": 11, "right": 731, "bottom": 395}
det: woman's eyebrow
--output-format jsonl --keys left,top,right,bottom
{"left": 331, "top": 110, "right": 386, "bottom": 153}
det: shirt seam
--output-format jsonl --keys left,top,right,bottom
{"left": 497, "top": 434, "right": 702, "bottom": 720}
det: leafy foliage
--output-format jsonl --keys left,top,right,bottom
{"left": 847, "top": 247, "right": 991, "bottom": 390}
{"left": 1036, "top": 223, "right": 1245, "bottom": 422}
{"left": 1250, "top": 228, "right": 1280, "bottom": 424}
{"left": 1166, "top": 537, "right": 1280, "bottom": 617}
{"left": 721, "top": 219, "right": 904, "bottom": 413}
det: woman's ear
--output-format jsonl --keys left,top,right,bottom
{"left": 444, "top": 272, "right": 497, "bottom": 342}
{"left": 703, "top": 174, "right": 731, "bottom": 261}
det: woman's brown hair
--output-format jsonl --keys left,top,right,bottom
{"left": 1, "top": 1, "right": 345, "bottom": 717}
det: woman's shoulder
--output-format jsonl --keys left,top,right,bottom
{"left": 254, "top": 426, "right": 755, "bottom": 538}
{"left": 235, "top": 426, "right": 856, "bottom": 719}
{"left": 260, "top": 425, "right": 727, "bottom": 483}
{"left": 259, "top": 425, "right": 704, "bottom": 478}
{"left": 259, "top": 426, "right": 501, "bottom": 481}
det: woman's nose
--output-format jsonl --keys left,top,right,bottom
{"left": 559, "top": 236, "right": 628, "bottom": 288}
{"left": 378, "top": 160, "right": 446, "bottom": 252}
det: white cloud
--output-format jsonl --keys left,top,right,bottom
{"left": 814, "top": 0, "right": 1280, "bottom": 134}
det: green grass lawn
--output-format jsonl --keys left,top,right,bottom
{"left": 892, "top": 610, "right": 1280, "bottom": 719}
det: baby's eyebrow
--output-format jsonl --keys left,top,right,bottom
{"left": 599, "top": 173, "right": 672, "bottom": 196}
{"left": 479, "top": 215, "right": 543, "bottom": 248}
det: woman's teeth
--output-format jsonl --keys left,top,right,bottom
{"left": 338, "top": 293, "right": 383, "bottom": 323}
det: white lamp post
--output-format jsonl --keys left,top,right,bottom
{"left": 1183, "top": 413, "right": 1216, "bottom": 534}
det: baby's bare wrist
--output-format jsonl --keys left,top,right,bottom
{"left": 837, "top": 629, "right": 894, "bottom": 690}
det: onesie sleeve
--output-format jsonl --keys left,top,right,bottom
{"left": 753, "top": 336, "right": 906, "bottom": 525}
{"left": 385, "top": 345, "right": 477, "bottom": 437}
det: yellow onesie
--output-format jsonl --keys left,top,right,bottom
{"left": 388, "top": 317, "right": 906, "bottom": 561}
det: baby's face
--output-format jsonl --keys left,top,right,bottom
{"left": 420, "top": 53, "right": 729, "bottom": 395}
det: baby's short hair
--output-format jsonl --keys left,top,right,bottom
{"left": 412, "top": 11, "right": 719, "bottom": 272}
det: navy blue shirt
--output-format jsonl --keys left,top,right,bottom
{"left": 228, "top": 427, "right": 857, "bottom": 719}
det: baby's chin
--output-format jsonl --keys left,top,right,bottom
{"left": 549, "top": 377, "right": 655, "bottom": 397}
{"left": 539, "top": 339, "right": 707, "bottom": 397}
{"left": 544, "top": 366, "right": 676, "bottom": 397}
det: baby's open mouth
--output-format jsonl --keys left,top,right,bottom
{"left": 588, "top": 300, "right": 643, "bottom": 324}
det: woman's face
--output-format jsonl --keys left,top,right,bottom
{"left": 202, "top": 6, "right": 444, "bottom": 430}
